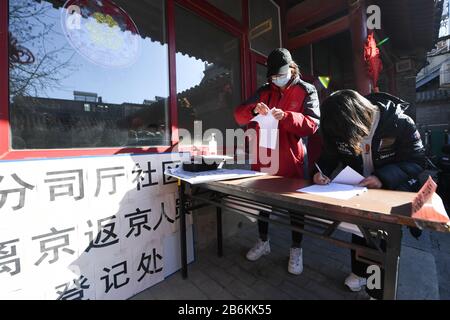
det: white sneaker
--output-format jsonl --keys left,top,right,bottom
{"left": 344, "top": 273, "right": 367, "bottom": 292}
{"left": 246, "top": 239, "right": 270, "bottom": 261}
{"left": 288, "top": 247, "right": 303, "bottom": 275}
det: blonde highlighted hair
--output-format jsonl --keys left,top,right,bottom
{"left": 320, "top": 90, "right": 377, "bottom": 155}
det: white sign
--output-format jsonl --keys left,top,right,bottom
{"left": 0, "top": 152, "right": 194, "bottom": 300}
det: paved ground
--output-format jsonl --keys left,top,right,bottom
{"left": 417, "top": 229, "right": 450, "bottom": 299}
{"left": 131, "top": 219, "right": 450, "bottom": 300}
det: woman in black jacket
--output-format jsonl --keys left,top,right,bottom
{"left": 314, "top": 89, "right": 426, "bottom": 299}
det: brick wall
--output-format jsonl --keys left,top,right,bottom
{"left": 396, "top": 70, "right": 418, "bottom": 120}
{"left": 416, "top": 101, "right": 450, "bottom": 127}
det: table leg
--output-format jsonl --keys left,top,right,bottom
{"left": 217, "top": 206, "right": 223, "bottom": 257}
{"left": 382, "top": 226, "right": 402, "bottom": 300}
{"left": 179, "top": 180, "right": 188, "bottom": 279}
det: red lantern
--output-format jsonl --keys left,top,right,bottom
{"left": 364, "top": 32, "right": 383, "bottom": 92}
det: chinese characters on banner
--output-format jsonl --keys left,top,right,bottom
{"left": 0, "top": 153, "right": 194, "bottom": 300}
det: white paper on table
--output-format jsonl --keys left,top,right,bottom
{"left": 251, "top": 110, "right": 279, "bottom": 150}
{"left": 297, "top": 183, "right": 368, "bottom": 200}
{"left": 332, "top": 166, "right": 365, "bottom": 185}
{"left": 164, "top": 167, "right": 267, "bottom": 184}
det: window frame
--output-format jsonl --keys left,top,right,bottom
{"left": 0, "top": 0, "right": 252, "bottom": 160}
{"left": 248, "top": 0, "right": 282, "bottom": 58}
{"left": 250, "top": 52, "right": 268, "bottom": 93}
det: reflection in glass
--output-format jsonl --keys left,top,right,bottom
{"left": 9, "top": 0, "right": 170, "bottom": 149}
{"left": 205, "top": 0, "right": 242, "bottom": 22}
{"left": 249, "top": 0, "right": 281, "bottom": 57}
{"left": 256, "top": 63, "right": 268, "bottom": 89}
{"left": 175, "top": 5, "right": 241, "bottom": 146}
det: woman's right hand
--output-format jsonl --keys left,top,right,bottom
{"left": 313, "top": 172, "right": 331, "bottom": 185}
{"left": 253, "top": 102, "right": 270, "bottom": 115}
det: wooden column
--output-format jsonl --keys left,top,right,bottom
{"left": 275, "top": 0, "right": 288, "bottom": 47}
{"left": 348, "top": 0, "right": 371, "bottom": 95}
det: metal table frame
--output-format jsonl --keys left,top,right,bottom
{"left": 177, "top": 179, "right": 403, "bottom": 300}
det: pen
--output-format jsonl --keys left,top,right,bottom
{"left": 315, "top": 163, "right": 330, "bottom": 183}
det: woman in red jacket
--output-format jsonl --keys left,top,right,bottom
{"left": 234, "top": 48, "right": 321, "bottom": 275}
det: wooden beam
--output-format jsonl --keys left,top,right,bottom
{"left": 274, "top": 0, "right": 288, "bottom": 47}
{"left": 287, "top": 0, "right": 347, "bottom": 33}
{"left": 287, "top": 15, "right": 350, "bottom": 50}
{"left": 349, "top": 0, "right": 371, "bottom": 95}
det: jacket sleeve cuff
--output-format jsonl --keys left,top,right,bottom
{"left": 374, "top": 164, "right": 407, "bottom": 190}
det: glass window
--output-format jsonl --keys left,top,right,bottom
{"left": 312, "top": 31, "right": 354, "bottom": 91}
{"left": 256, "top": 63, "right": 268, "bottom": 89}
{"left": 175, "top": 5, "right": 241, "bottom": 146}
{"left": 205, "top": 0, "right": 242, "bottom": 22}
{"left": 9, "top": 0, "right": 170, "bottom": 149}
{"left": 248, "top": 0, "right": 281, "bottom": 57}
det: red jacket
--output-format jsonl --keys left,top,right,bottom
{"left": 234, "top": 77, "right": 321, "bottom": 178}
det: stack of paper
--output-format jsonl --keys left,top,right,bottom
{"left": 332, "top": 166, "right": 366, "bottom": 185}
{"left": 164, "top": 167, "right": 267, "bottom": 185}
{"left": 297, "top": 183, "right": 367, "bottom": 200}
{"left": 297, "top": 166, "right": 367, "bottom": 200}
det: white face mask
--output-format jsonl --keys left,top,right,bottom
{"left": 272, "top": 69, "right": 291, "bottom": 87}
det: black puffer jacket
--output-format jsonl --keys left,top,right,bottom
{"left": 318, "top": 92, "right": 426, "bottom": 192}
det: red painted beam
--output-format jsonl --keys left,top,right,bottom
{"left": 349, "top": 1, "right": 371, "bottom": 95}
{"left": 0, "top": 147, "right": 177, "bottom": 161}
{"left": 274, "top": 0, "right": 288, "bottom": 47}
{"left": 0, "top": 0, "right": 9, "bottom": 159}
{"left": 241, "top": 0, "right": 251, "bottom": 100}
{"left": 287, "top": 15, "right": 350, "bottom": 51}
{"left": 287, "top": 0, "right": 347, "bottom": 33}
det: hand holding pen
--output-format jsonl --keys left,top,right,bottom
{"left": 313, "top": 163, "right": 331, "bottom": 185}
